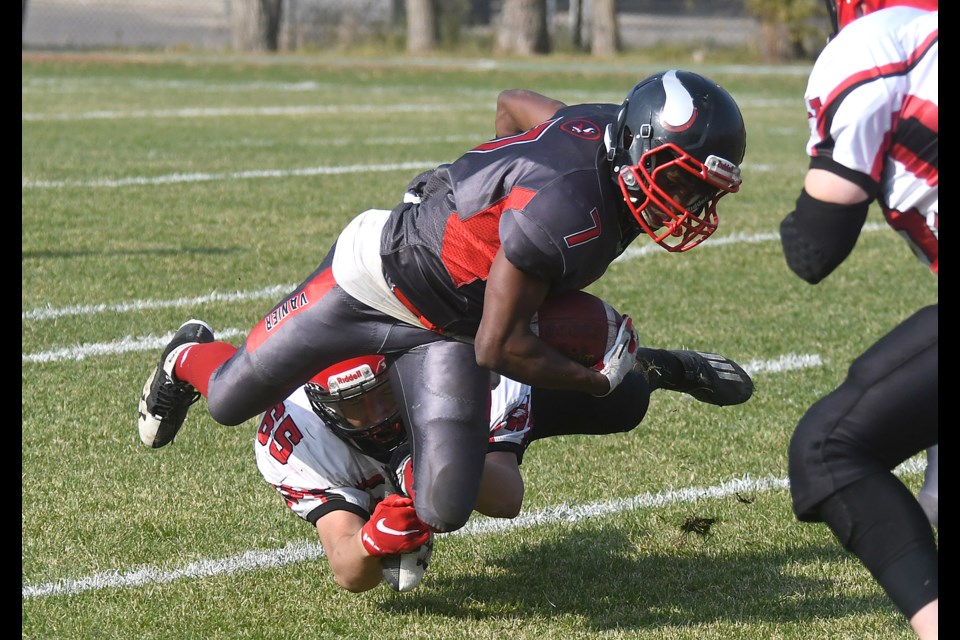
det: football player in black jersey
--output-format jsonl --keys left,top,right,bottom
{"left": 138, "top": 70, "right": 750, "bottom": 538}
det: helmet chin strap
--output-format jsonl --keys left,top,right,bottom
{"left": 604, "top": 123, "right": 616, "bottom": 162}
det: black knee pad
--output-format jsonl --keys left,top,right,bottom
{"left": 787, "top": 396, "right": 847, "bottom": 520}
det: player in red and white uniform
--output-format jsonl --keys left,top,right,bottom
{"left": 255, "top": 345, "right": 749, "bottom": 593}
{"left": 254, "top": 355, "right": 533, "bottom": 592}
{"left": 139, "top": 70, "right": 751, "bottom": 540}
{"left": 781, "top": 2, "right": 937, "bottom": 637}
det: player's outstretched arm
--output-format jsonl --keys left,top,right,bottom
{"left": 315, "top": 497, "right": 430, "bottom": 593}
{"left": 315, "top": 510, "right": 385, "bottom": 593}
{"left": 495, "top": 89, "right": 567, "bottom": 138}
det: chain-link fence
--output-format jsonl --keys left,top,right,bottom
{"left": 22, "top": 0, "right": 761, "bottom": 53}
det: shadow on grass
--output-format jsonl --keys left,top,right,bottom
{"left": 379, "top": 527, "right": 894, "bottom": 632}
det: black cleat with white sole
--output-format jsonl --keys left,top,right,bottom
{"left": 137, "top": 319, "right": 214, "bottom": 448}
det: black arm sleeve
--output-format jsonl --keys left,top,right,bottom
{"left": 306, "top": 498, "right": 370, "bottom": 527}
{"left": 779, "top": 189, "right": 870, "bottom": 284}
{"left": 810, "top": 156, "right": 880, "bottom": 198}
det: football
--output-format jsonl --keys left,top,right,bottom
{"left": 381, "top": 533, "right": 434, "bottom": 592}
{"left": 530, "top": 290, "right": 623, "bottom": 367}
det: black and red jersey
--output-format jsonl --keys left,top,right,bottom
{"left": 380, "top": 103, "right": 637, "bottom": 336}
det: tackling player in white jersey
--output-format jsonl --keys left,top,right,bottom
{"left": 780, "top": 1, "right": 937, "bottom": 638}
{"left": 253, "top": 339, "right": 752, "bottom": 594}
{"left": 254, "top": 355, "right": 532, "bottom": 593}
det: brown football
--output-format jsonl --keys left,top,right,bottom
{"left": 530, "top": 290, "right": 623, "bottom": 367}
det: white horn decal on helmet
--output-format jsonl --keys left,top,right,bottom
{"left": 659, "top": 70, "right": 697, "bottom": 132}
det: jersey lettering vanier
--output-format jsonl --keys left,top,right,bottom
{"left": 380, "top": 104, "right": 635, "bottom": 336}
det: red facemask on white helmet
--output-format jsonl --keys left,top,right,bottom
{"left": 304, "top": 355, "right": 406, "bottom": 462}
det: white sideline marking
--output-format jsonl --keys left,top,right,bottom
{"left": 21, "top": 223, "right": 888, "bottom": 325}
{"left": 22, "top": 160, "right": 786, "bottom": 190}
{"left": 22, "top": 285, "right": 295, "bottom": 321}
{"left": 21, "top": 161, "right": 444, "bottom": 189}
{"left": 21, "top": 102, "right": 488, "bottom": 122}
{"left": 20, "top": 55, "right": 812, "bottom": 78}
{"left": 21, "top": 458, "right": 925, "bottom": 599}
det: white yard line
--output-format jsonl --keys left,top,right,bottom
{"left": 21, "top": 160, "right": 445, "bottom": 189}
{"left": 22, "top": 285, "right": 293, "bottom": 321}
{"left": 21, "top": 102, "right": 489, "bottom": 122}
{"left": 21, "top": 158, "right": 792, "bottom": 190}
{"left": 20, "top": 96, "right": 794, "bottom": 123}
{"left": 21, "top": 59, "right": 913, "bottom": 604}
{"left": 18, "top": 203, "right": 897, "bottom": 599}
{"left": 21, "top": 223, "right": 887, "bottom": 326}
{"left": 22, "top": 456, "right": 925, "bottom": 599}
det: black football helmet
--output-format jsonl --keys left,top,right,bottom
{"left": 606, "top": 70, "right": 746, "bottom": 252}
{"left": 304, "top": 355, "right": 407, "bottom": 463}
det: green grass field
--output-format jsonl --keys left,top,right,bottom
{"left": 22, "top": 51, "right": 937, "bottom": 639}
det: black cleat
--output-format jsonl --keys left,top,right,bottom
{"left": 137, "top": 320, "right": 214, "bottom": 448}
{"left": 666, "top": 350, "right": 753, "bottom": 406}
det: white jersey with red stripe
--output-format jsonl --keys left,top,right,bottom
{"left": 803, "top": 7, "right": 938, "bottom": 273}
{"left": 254, "top": 377, "right": 533, "bottom": 524}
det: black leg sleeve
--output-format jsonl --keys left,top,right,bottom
{"left": 529, "top": 370, "right": 650, "bottom": 440}
{"left": 390, "top": 340, "right": 491, "bottom": 533}
{"left": 819, "top": 473, "right": 938, "bottom": 620}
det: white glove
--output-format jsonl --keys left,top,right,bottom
{"left": 592, "top": 315, "right": 638, "bottom": 397}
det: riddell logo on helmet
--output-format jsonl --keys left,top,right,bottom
{"left": 334, "top": 369, "right": 364, "bottom": 386}
{"left": 705, "top": 155, "right": 741, "bottom": 188}
{"left": 712, "top": 158, "right": 736, "bottom": 172}
{"left": 326, "top": 363, "right": 375, "bottom": 393}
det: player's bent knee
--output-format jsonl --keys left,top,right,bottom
{"left": 417, "top": 509, "right": 471, "bottom": 534}
{"left": 419, "top": 491, "right": 474, "bottom": 532}
{"left": 413, "top": 470, "right": 482, "bottom": 533}
{"left": 206, "top": 395, "right": 249, "bottom": 427}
